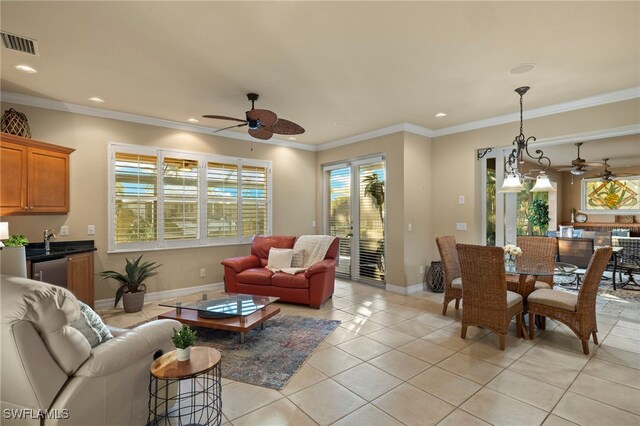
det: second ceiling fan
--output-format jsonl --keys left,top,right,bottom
{"left": 556, "top": 142, "right": 605, "bottom": 175}
{"left": 203, "top": 93, "right": 305, "bottom": 140}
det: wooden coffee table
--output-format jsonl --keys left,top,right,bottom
{"left": 158, "top": 293, "right": 280, "bottom": 343}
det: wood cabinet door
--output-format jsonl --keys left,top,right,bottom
{"left": 0, "top": 141, "right": 28, "bottom": 215}
{"left": 27, "top": 147, "right": 70, "bottom": 213}
{"left": 67, "top": 251, "right": 94, "bottom": 307}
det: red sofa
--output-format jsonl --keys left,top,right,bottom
{"left": 221, "top": 235, "right": 339, "bottom": 308}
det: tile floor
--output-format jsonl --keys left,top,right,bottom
{"left": 100, "top": 279, "right": 640, "bottom": 426}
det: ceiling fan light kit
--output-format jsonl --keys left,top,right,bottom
{"left": 203, "top": 93, "right": 304, "bottom": 141}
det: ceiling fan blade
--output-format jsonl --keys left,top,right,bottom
{"left": 248, "top": 127, "right": 274, "bottom": 140}
{"left": 202, "top": 115, "right": 247, "bottom": 123}
{"left": 268, "top": 118, "right": 305, "bottom": 135}
{"left": 246, "top": 109, "right": 278, "bottom": 127}
{"left": 211, "top": 123, "right": 248, "bottom": 134}
{"left": 579, "top": 161, "right": 606, "bottom": 168}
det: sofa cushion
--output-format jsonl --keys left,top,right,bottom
{"left": 272, "top": 272, "right": 310, "bottom": 289}
{"left": 237, "top": 268, "right": 274, "bottom": 286}
{"left": 268, "top": 248, "right": 294, "bottom": 269}
{"left": 251, "top": 236, "right": 296, "bottom": 260}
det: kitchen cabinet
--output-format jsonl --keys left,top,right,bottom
{"left": 0, "top": 132, "right": 75, "bottom": 215}
{"left": 67, "top": 251, "right": 94, "bottom": 307}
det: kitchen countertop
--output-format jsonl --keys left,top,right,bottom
{"left": 26, "top": 240, "right": 96, "bottom": 262}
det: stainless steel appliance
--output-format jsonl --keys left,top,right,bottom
{"left": 32, "top": 257, "right": 67, "bottom": 288}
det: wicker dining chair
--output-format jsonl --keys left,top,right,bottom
{"left": 457, "top": 243, "right": 523, "bottom": 350}
{"left": 527, "top": 246, "right": 612, "bottom": 355}
{"left": 436, "top": 236, "right": 463, "bottom": 316}
{"left": 506, "top": 236, "right": 557, "bottom": 290}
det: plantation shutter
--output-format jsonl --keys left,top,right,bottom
{"left": 358, "top": 161, "right": 386, "bottom": 282}
{"left": 163, "top": 157, "right": 199, "bottom": 240}
{"left": 207, "top": 162, "right": 239, "bottom": 238}
{"left": 114, "top": 152, "right": 158, "bottom": 243}
{"left": 241, "top": 164, "right": 269, "bottom": 237}
{"left": 328, "top": 167, "right": 352, "bottom": 277}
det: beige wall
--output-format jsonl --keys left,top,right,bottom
{"left": 1, "top": 102, "right": 317, "bottom": 300}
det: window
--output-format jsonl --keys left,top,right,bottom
{"left": 109, "top": 143, "right": 271, "bottom": 252}
{"left": 582, "top": 176, "right": 640, "bottom": 214}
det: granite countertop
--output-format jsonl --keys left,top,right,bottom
{"left": 26, "top": 240, "right": 96, "bottom": 262}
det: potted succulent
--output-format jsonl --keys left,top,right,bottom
{"left": 99, "top": 255, "right": 161, "bottom": 313}
{"left": 171, "top": 325, "right": 197, "bottom": 361}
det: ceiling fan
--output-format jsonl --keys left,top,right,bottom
{"left": 586, "top": 159, "right": 634, "bottom": 182}
{"left": 555, "top": 142, "right": 605, "bottom": 175}
{"left": 203, "top": 93, "right": 305, "bottom": 140}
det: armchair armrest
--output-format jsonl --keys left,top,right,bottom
{"left": 221, "top": 255, "right": 261, "bottom": 273}
{"left": 75, "top": 319, "right": 180, "bottom": 378}
{"left": 305, "top": 259, "right": 336, "bottom": 278}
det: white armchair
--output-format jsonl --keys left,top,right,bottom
{"left": 1, "top": 275, "right": 181, "bottom": 425}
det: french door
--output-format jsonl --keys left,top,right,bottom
{"left": 324, "top": 156, "right": 386, "bottom": 285}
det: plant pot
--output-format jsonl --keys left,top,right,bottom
{"left": 122, "top": 291, "right": 145, "bottom": 313}
{"left": 176, "top": 347, "right": 191, "bottom": 361}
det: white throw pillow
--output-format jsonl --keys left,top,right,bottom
{"left": 291, "top": 249, "right": 305, "bottom": 268}
{"left": 267, "top": 248, "right": 294, "bottom": 269}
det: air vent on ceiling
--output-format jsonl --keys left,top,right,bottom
{"left": 1, "top": 32, "right": 39, "bottom": 56}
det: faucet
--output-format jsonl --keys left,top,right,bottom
{"left": 44, "top": 229, "right": 56, "bottom": 253}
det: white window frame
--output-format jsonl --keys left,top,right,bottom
{"left": 108, "top": 142, "right": 272, "bottom": 253}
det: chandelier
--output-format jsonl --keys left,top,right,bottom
{"left": 500, "top": 86, "right": 556, "bottom": 193}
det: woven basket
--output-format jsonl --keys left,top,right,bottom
{"left": 1, "top": 108, "right": 31, "bottom": 138}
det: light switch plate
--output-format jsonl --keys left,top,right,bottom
{"left": 60, "top": 226, "right": 69, "bottom": 236}
{"left": 456, "top": 223, "right": 467, "bottom": 231}
{"left": 458, "top": 195, "right": 465, "bottom": 204}
{"left": 87, "top": 225, "right": 96, "bottom": 235}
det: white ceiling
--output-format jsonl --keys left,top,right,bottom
{"left": 1, "top": 1, "right": 639, "bottom": 148}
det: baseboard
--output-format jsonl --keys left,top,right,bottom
{"left": 94, "top": 281, "right": 225, "bottom": 310}
{"left": 386, "top": 282, "right": 424, "bottom": 295}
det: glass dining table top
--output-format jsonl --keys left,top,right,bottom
{"left": 505, "top": 262, "right": 577, "bottom": 276}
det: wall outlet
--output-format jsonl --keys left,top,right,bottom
{"left": 200, "top": 268, "right": 206, "bottom": 278}
{"left": 419, "top": 265, "right": 425, "bottom": 274}
{"left": 60, "top": 225, "right": 69, "bottom": 236}
{"left": 87, "top": 225, "right": 96, "bottom": 235}
{"left": 459, "top": 195, "right": 465, "bottom": 204}
{"left": 312, "top": 220, "right": 316, "bottom": 227}
{"left": 408, "top": 223, "right": 413, "bottom": 232}
{"left": 456, "top": 222, "right": 467, "bottom": 231}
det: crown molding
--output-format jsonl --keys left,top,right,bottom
{"left": 529, "top": 124, "right": 640, "bottom": 147}
{"left": 0, "top": 91, "right": 316, "bottom": 151}
{"left": 432, "top": 86, "right": 640, "bottom": 137}
{"left": 2, "top": 86, "right": 638, "bottom": 153}
{"left": 317, "top": 123, "right": 435, "bottom": 151}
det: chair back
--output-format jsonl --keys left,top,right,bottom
{"left": 611, "top": 236, "right": 640, "bottom": 263}
{"left": 456, "top": 244, "right": 507, "bottom": 312}
{"left": 577, "top": 246, "right": 613, "bottom": 312}
{"left": 436, "top": 236, "right": 460, "bottom": 288}
{"left": 557, "top": 237, "right": 594, "bottom": 268}
{"left": 516, "top": 236, "right": 557, "bottom": 286}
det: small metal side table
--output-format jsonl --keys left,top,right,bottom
{"left": 148, "top": 347, "right": 222, "bottom": 426}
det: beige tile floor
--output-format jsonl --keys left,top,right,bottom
{"left": 100, "top": 279, "right": 640, "bottom": 426}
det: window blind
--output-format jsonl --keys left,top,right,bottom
{"left": 207, "top": 162, "right": 238, "bottom": 238}
{"left": 241, "top": 165, "right": 269, "bottom": 237}
{"left": 359, "top": 162, "right": 385, "bottom": 282}
{"left": 163, "top": 157, "right": 199, "bottom": 240}
{"left": 328, "top": 167, "right": 351, "bottom": 277}
{"left": 114, "top": 152, "right": 158, "bottom": 243}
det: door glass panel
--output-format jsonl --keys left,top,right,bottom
{"left": 486, "top": 157, "right": 497, "bottom": 246}
{"left": 359, "top": 162, "right": 385, "bottom": 283}
{"left": 328, "top": 168, "right": 351, "bottom": 277}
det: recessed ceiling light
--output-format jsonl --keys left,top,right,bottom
{"left": 287, "top": 136, "right": 297, "bottom": 141}
{"left": 334, "top": 121, "right": 350, "bottom": 126}
{"left": 15, "top": 64, "right": 37, "bottom": 74}
{"left": 88, "top": 97, "right": 105, "bottom": 103}
{"left": 435, "top": 112, "right": 447, "bottom": 118}
{"left": 509, "top": 63, "right": 536, "bottom": 75}
{"left": 187, "top": 118, "right": 199, "bottom": 123}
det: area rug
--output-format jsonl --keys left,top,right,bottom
{"left": 193, "top": 315, "right": 340, "bottom": 390}
{"left": 554, "top": 271, "right": 640, "bottom": 302}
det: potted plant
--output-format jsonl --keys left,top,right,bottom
{"left": 528, "top": 199, "right": 550, "bottom": 236}
{"left": 1, "top": 234, "right": 29, "bottom": 277}
{"left": 99, "top": 255, "right": 161, "bottom": 313}
{"left": 171, "top": 325, "right": 197, "bottom": 361}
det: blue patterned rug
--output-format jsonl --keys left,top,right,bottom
{"left": 194, "top": 314, "right": 340, "bottom": 390}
